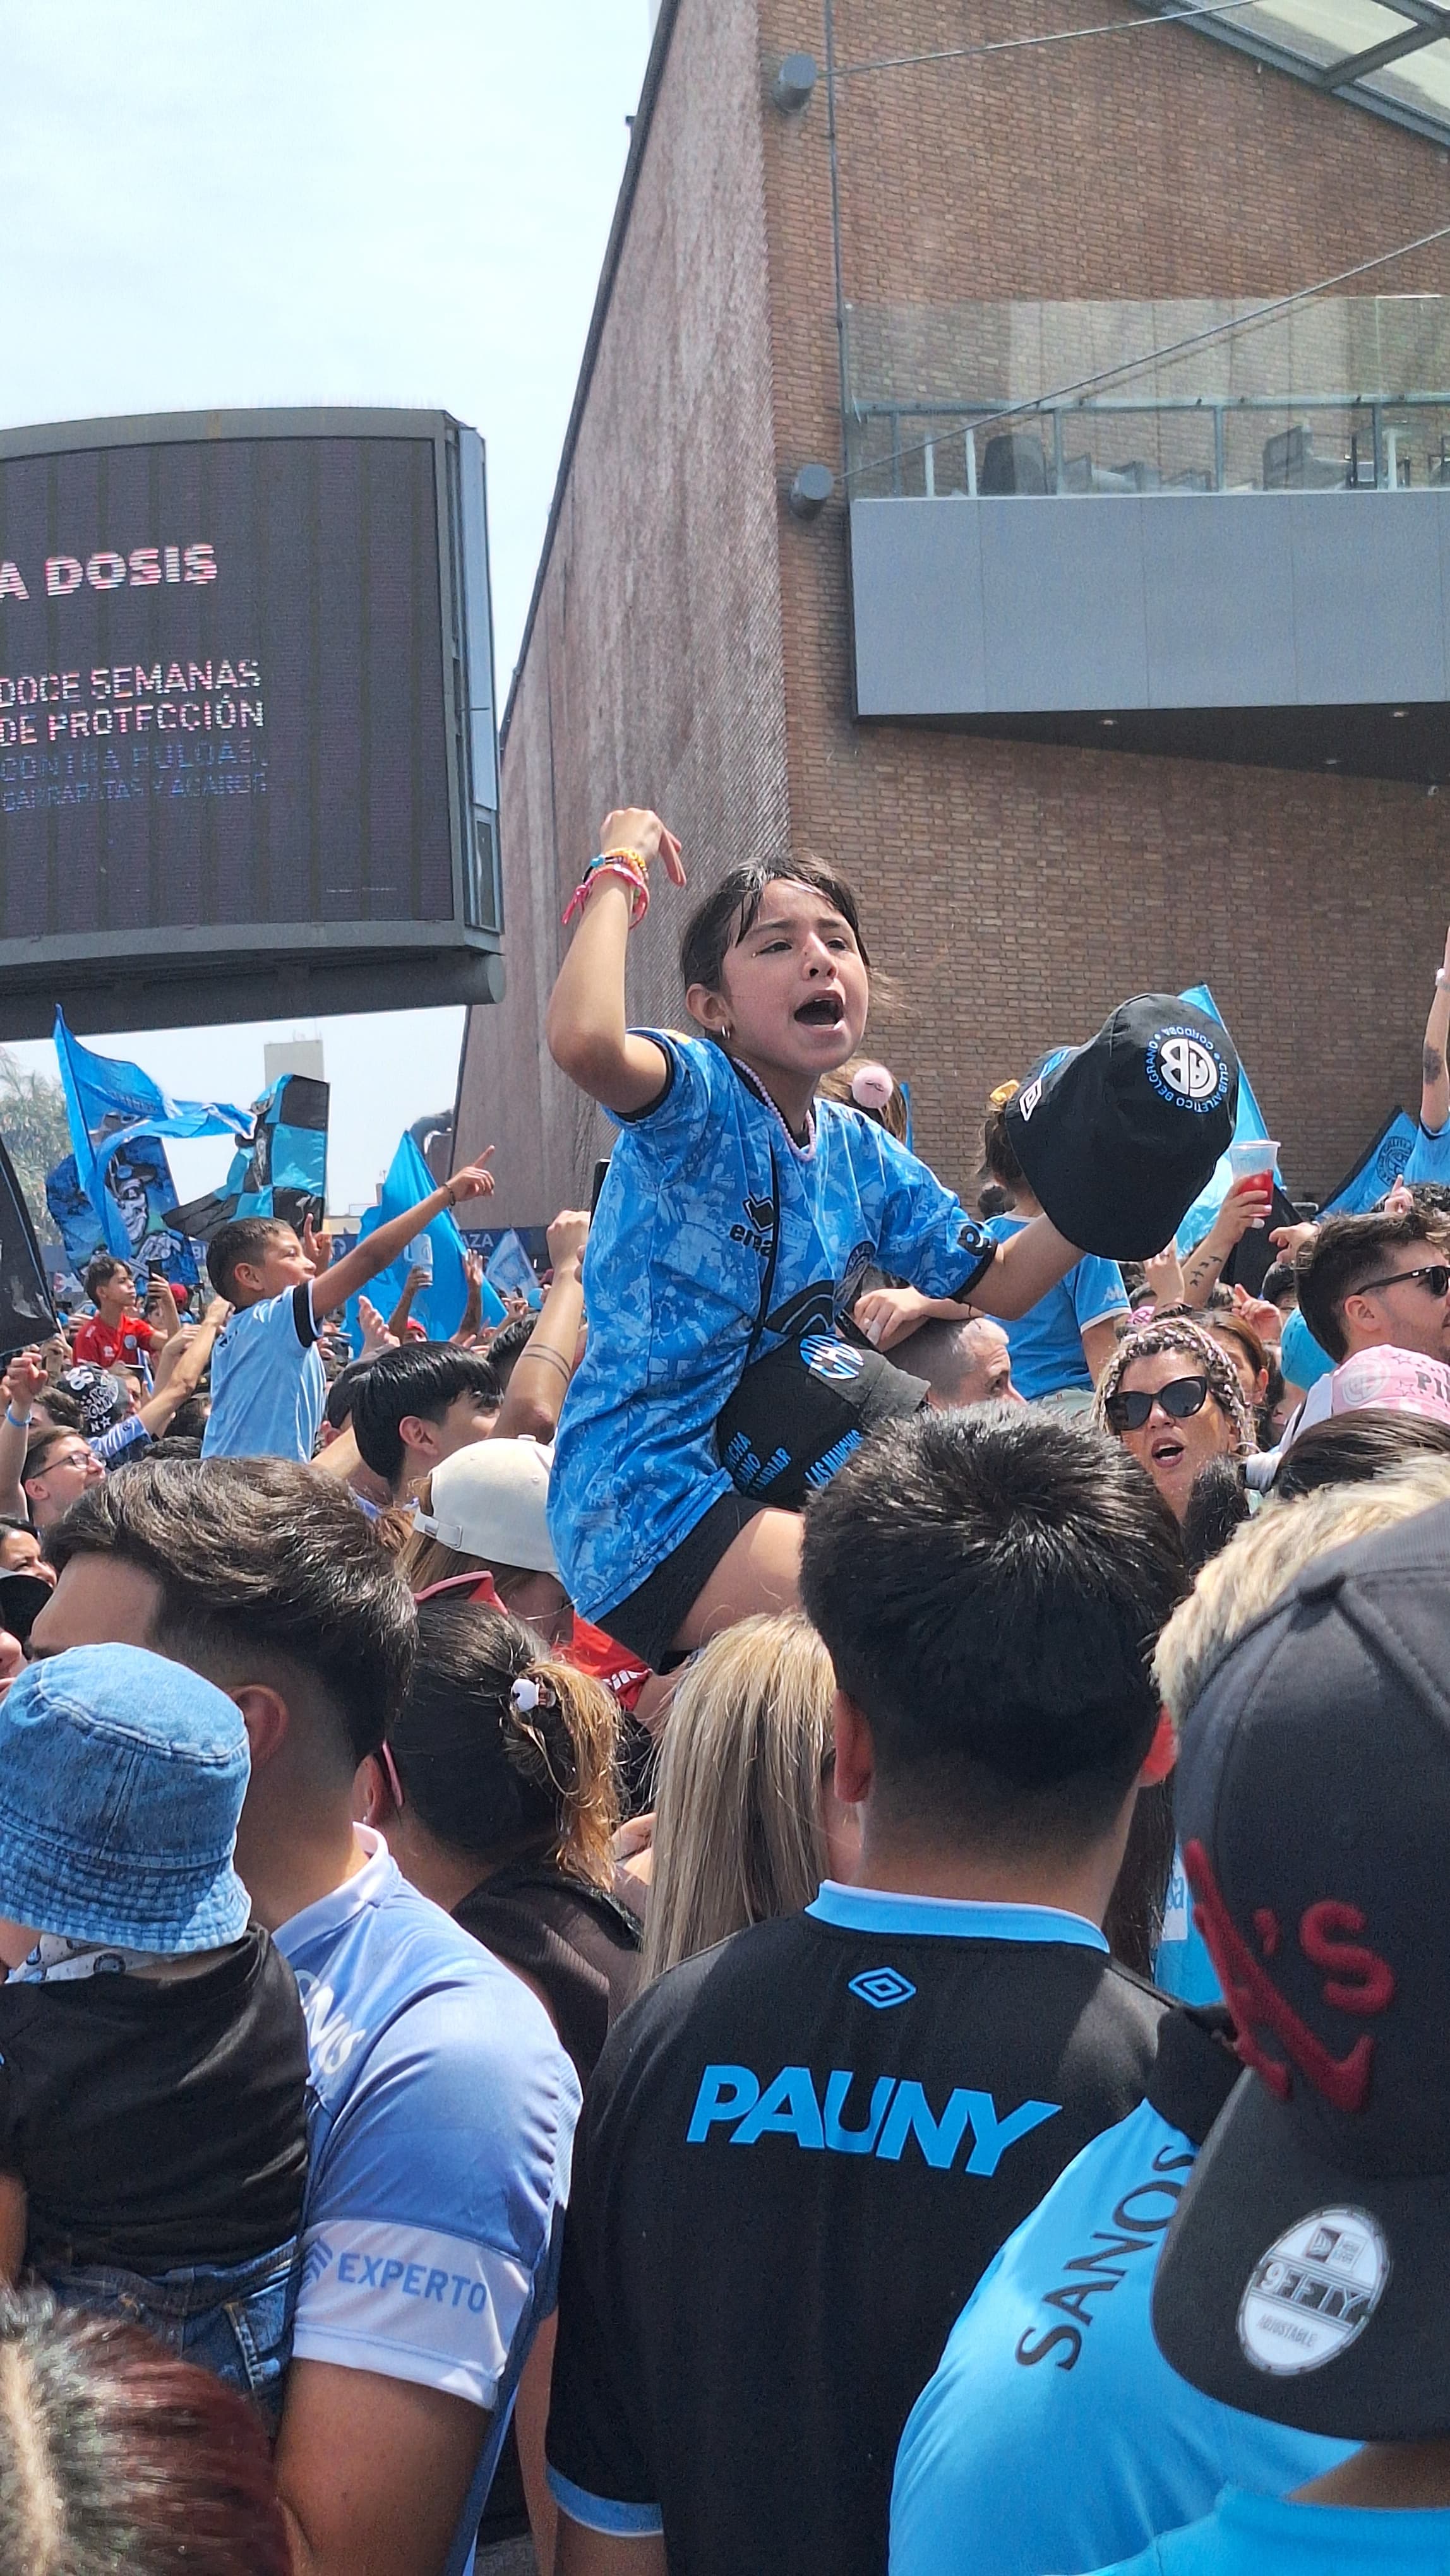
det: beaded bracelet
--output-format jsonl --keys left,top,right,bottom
{"left": 561, "top": 849, "right": 651, "bottom": 930}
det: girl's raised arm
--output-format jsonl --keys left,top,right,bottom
{"left": 545, "top": 805, "right": 686, "bottom": 1116}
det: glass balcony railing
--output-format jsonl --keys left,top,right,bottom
{"left": 844, "top": 294, "right": 1450, "bottom": 498}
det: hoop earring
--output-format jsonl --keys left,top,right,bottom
{"left": 720, "top": 1022, "right": 734, "bottom": 1044}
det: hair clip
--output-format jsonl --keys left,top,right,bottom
{"left": 850, "top": 1063, "right": 895, "bottom": 1111}
{"left": 510, "top": 1673, "right": 556, "bottom": 1715}
{"left": 988, "top": 1080, "right": 1021, "bottom": 1111}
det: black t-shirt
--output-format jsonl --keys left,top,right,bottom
{"left": 0, "top": 1926, "right": 310, "bottom": 2268}
{"left": 454, "top": 1859, "right": 642, "bottom": 2086}
{"left": 546, "top": 1884, "right": 1171, "bottom": 2576}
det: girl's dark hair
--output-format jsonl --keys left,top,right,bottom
{"left": 0, "top": 2286, "right": 289, "bottom": 2575}
{"left": 1273, "top": 1408, "right": 1450, "bottom": 1500}
{"left": 678, "top": 857, "right": 869, "bottom": 994}
{"left": 394, "top": 1599, "right": 621, "bottom": 1887}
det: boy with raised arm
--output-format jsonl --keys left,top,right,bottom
{"left": 201, "top": 1152, "right": 495, "bottom": 1463}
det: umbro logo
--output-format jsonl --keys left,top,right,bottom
{"left": 849, "top": 1966, "right": 917, "bottom": 2010}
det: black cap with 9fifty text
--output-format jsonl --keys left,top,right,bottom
{"left": 1003, "top": 994, "right": 1238, "bottom": 1261}
{"left": 1150, "top": 1496, "right": 1450, "bottom": 2438}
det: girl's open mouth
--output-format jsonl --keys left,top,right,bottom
{"left": 794, "top": 995, "right": 844, "bottom": 1027}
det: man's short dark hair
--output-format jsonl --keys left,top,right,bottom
{"left": 323, "top": 1359, "right": 374, "bottom": 1433}
{"left": 34, "top": 1388, "right": 82, "bottom": 1431}
{"left": 206, "top": 1217, "right": 292, "bottom": 1304}
{"left": 800, "top": 1407, "right": 1186, "bottom": 1855}
{"left": 46, "top": 1457, "right": 416, "bottom": 1764}
{"left": 1297, "top": 1211, "right": 1446, "bottom": 1363}
{"left": 350, "top": 1344, "right": 500, "bottom": 1483}
{"left": 484, "top": 1314, "right": 537, "bottom": 1392}
{"left": 1260, "top": 1261, "right": 1297, "bottom": 1307}
{"left": 82, "top": 1255, "right": 129, "bottom": 1303}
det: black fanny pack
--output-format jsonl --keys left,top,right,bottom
{"left": 714, "top": 1147, "right": 928, "bottom": 1509}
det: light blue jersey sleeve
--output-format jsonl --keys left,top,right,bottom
{"left": 1072, "top": 1253, "right": 1130, "bottom": 1333}
{"left": 869, "top": 1124, "right": 995, "bottom": 1299}
{"left": 1405, "top": 1119, "right": 1450, "bottom": 1187}
{"left": 889, "top": 2102, "right": 1347, "bottom": 2576}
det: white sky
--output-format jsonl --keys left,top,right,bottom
{"left": 0, "top": 0, "right": 652, "bottom": 1210}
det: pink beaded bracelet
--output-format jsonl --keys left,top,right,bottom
{"left": 561, "top": 853, "right": 650, "bottom": 929}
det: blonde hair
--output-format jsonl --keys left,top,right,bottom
{"left": 1154, "top": 1454, "right": 1450, "bottom": 1727}
{"left": 642, "top": 1614, "right": 837, "bottom": 1981}
{"left": 400, "top": 1527, "right": 542, "bottom": 1606}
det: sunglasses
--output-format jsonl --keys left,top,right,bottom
{"left": 1105, "top": 1374, "right": 1211, "bottom": 1435}
{"left": 1356, "top": 1264, "right": 1450, "bottom": 1301}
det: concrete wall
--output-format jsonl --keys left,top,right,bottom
{"left": 455, "top": 0, "right": 790, "bottom": 1222}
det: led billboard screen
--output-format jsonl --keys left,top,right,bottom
{"left": 0, "top": 408, "right": 501, "bottom": 1035}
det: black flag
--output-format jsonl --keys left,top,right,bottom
{"left": 0, "top": 1136, "right": 57, "bottom": 1357}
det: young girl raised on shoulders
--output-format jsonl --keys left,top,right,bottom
{"left": 544, "top": 806, "right": 1084, "bottom": 1668}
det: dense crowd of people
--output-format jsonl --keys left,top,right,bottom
{"left": 0, "top": 804, "right": 1447, "bottom": 2575}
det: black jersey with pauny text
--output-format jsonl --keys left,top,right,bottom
{"left": 544, "top": 1882, "right": 1171, "bottom": 2576}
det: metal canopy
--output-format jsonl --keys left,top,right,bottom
{"left": 1144, "top": 0, "right": 1450, "bottom": 138}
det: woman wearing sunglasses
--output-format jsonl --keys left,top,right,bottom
{"left": 1094, "top": 1316, "right": 1254, "bottom": 1524}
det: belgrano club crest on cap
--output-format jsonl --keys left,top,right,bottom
{"left": 1146, "top": 1024, "right": 1231, "bottom": 1114}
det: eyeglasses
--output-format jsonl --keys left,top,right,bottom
{"left": 1104, "top": 1374, "right": 1211, "bottom": 1435}
{"left": 1355, "top": 1264, "right": 1450, "bottom": 1301}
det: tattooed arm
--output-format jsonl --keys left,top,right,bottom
{"left": 1422, "top": 927, "right": 1450, "bottom": 1137}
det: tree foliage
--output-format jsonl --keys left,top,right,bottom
{"left": 0, "top": 1049, "right": 73, "bottom": 1238}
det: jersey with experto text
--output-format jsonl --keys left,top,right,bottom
{"left": 545, "top": 1882, "right": 1169, "bottom": 2576}
{"left": 889, "top": 2011, "right": 1346, "bottom": 2576}
{"left": 549, "top": 1035, "right": 994, "bottom": 1623}
{"left": 985, "top": 1216, "right": 1127, "bottom": 1400}
{"left": 275, "top": 1830, "right": 580, "bottom": 2570}
{"left": 202, "top": 1281, "right": 325, "bottom": 1462}
{"left": 1082, "top": 2488, "right": 1450, "bottom": 2576}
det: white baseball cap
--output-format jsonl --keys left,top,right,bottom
{"left": 415, "top": 1438, "right": 557, "bottom": 1573}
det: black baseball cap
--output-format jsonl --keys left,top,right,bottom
{"left": 716, "top": 1289, "right": 928, "bottom": 1508}
{"left": 1151, "top": 1496, "right": 1450, "bottom": 2437}
{"left": 1003, "top": 995, "right": 1238, "bottom": 1261}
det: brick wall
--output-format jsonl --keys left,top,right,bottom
{"left": 759, "top": 0, "right": 1450, "bottom": 1203}
{"left": 461, "top": 0, "right": 1450, "bottom": 1215}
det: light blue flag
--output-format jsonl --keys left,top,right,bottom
{"left": 53, "top": 1010, "right": 251, "bottom": 1260}
{"left": 1319, "top": 1109, "right": 1419, "bottom": 1216}
{"left": 484, "top": 1228, "right": 542, "bottom": 1309}
{"left": 342, "top": 1131, "right": 505, "bottom": 1349}
{"left": 1173, "top": 984, "right": 1281, "bottom": 1253}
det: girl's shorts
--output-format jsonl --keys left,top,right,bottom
{"left": 599, "top": 1493, "right": 765, "bottom": 1672}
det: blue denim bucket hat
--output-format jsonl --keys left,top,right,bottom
{"left": 0, "top": 1643, "right": 251, "bottom": 1952}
